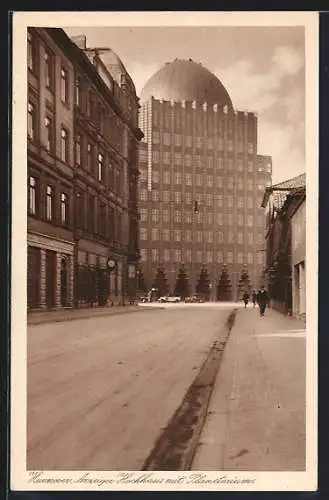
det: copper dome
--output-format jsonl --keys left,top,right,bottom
{"left": 140, "top": 58, "right": 233, "bottom": 108}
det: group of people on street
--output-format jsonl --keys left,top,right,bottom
{"left": 242, "top": 286, "right": 270, "bottom": 316}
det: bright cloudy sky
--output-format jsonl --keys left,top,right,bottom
{"left": 65, "top": 25, "right": 305, "bottom": 184}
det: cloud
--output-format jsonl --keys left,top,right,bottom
{"left": 215, "top": 45, "right": 305, "bottom": 182}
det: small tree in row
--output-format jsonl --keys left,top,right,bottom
{"left": 196, "top": 265, "right": 211, "bottom": 301}
{"left": 152, "top": 265, "right": 169, "bottom": 297}
{"left": 217, "top": 266, "right": 232, "bottom": 301}
{"left": 237, "top": 267, "right": 251, "bottom": 298}
{"left": 174, "top": 265, "right": 190, "bottom": 299}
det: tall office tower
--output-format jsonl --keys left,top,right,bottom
{"left": 138, "top": 59, "right": 272, "bottom": 299}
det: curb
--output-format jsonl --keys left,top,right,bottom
{"left": 142, "top": 308, "right": 237, "bottom": 471}
{"left": 27, "top": 306, "right": 165, "bottom": 326}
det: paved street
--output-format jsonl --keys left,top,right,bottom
{"left": 192, "top": 306, "right": 306, "bottom": 471}
{"left": 27, "top": 304, "right": 233, "bottom": 470}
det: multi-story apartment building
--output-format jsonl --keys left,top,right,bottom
{"left": 138, "top": 59, "right": 272, "bottom": 298}
{"left": 27, "top": 28, "right": 142, "bottom": 311}
{"left": 27, "top": 27, "right": 75, "bottom": 310}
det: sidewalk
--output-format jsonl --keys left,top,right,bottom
{"left": 192, "top": 306, "right": 307, "bottom": 471}
{"left": 27, "top": 303, "right": 163, "bottom": 326}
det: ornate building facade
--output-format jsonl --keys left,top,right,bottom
{"left": 137, "top": 59, "right": 272, "bottom": 298}
{"left": 27, "top": 28, "right": 142, "bottom": 311}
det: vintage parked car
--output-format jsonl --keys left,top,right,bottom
{"left": 157, "top": 296, "right": 169, "bottom": 303}
{"left": 166, "top": 296, "right": 181, "bottom": 303}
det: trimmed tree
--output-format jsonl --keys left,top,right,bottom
{"left": 237, "top": 267, "right": 251, "bottom": 298}
{"left": 174, "top": 265, "right": 190, "bottom": 299}
{"left": 217, "top": 266, "right": 232, "bottom": 301}
{"left": 196, "top": 265, "right": 210, "bottom": 301}
{"left": 152, "top": 265, "right": 169, "bottom": 298}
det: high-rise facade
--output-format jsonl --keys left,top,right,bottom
{"left": 138, "top": 59, "right": 272, "bottom": 299}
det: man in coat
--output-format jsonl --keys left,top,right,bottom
{"left": 257, "top": 286, "right": 270, "bottom": 316}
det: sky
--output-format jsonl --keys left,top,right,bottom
{"left": 65, "top": 26, "right": 305, "bottom": 184}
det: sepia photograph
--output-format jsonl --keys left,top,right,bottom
{"left": 11, "top": 11, "right": 318, "bottom": 492}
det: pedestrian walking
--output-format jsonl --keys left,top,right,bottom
{"left": 252, "top": 290, "right": 257, "bottom": 307}
{"left": 257, "top": 286, "right": 270, "bottom": 316}
{"left": 242, "top": 290, "right": 249, "bottom": 308}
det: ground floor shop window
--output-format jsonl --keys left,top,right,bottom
{"left": 27, "top": 246, "right": 41, "bottom": 308}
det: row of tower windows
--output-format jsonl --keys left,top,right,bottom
{"left": 140, "top": 208, "right": 261, "bottom": 225}
{"left": 140, "top": 209, "right": 264, "bottom": 226}
{"left": 152, "top": 132, "right": 255, "bottom": 152}
{"left": 140, "top": 228, "right": 264, "bottom": 244}
{"left": 140, "top": 248, "right": 264, "bottom": 265}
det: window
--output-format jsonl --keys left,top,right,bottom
{"left": 44, "top": 50, "right": 53, "bottom": 90}
{"left": 163, "top": 190, "right": 170, "bottom": 202}
{"left": 185, "top": 173, "right": 192, "bottom": 186}
{"left": 237, "top": 252, "right": 243, "bottom": 264}
{"left": 44, "top": 116, "right": 53, "bottom": 152}
{"left": 247, "top": 142, "right": 254, "bottom": 154}
{"left": 87, "top": 143, "right": 93, "bottom": 171}
{"left": 174, "top": 249, "right": 182, "bottom": 263}
{"left": 248, "top": 160, "right": 253, "bottom": 172}
{"left": 185, "top": 192, "right": 192, "bottom": 204}
{"left": 228, "top": 177, "right": 234, "bottom": 190}
{"left": 185, "top": 230, "right": 192, "bottom": 241}
{"left": 248, "top": 253, "right": 253, "bottom": 264}
{"left": 28, "top": 176, "right": 38, "bottom": 215}
{"left": 98, "top": 153, "right": 104, "bottom": 182}
{"left": 75, "top": 134, "right": 81, "bottom": 166}
{"left": 237, "top": 214, "right": 244, "bottom": 226}
{"left": 186, "top": 136, "right": 192, "bottom": 148}
{"left": 227, "top": 196, "right": 233, "bottom": 208}
{"left": 207, "top": 213, "right": 213, "bottom": 225}
{"left": 257, "top": 233, "right": 263, "bottom": 245}
{"left": 153, "top": 131, "right": 160, "bottom": 144}
{"left": 237, "top": 159, "right": 243, "bottom": 172}
{"left": 257, "top": 253, "right": 264, "bottom": 265}
{"left": 216, "top": 195, "right": 223, "bottom": 208}
{"left": 140, "top": 249, "right": 147, "bottom": 262}
{"left": 164, "top": 113, "right": 171, "bottom": 128}
{"left": 140, "top": 208, "right": 147, "bottom": 222}
{"left": 140, "top": 168, "right": 148, "bottom": 183}
{"left": 140, "top": 189, "right": 147, "bottom": 201}
{"left": 186, "top": 249, "right": 192, "bottom": 262}
{"left": 248, "top": 232, "right": 253, "bottom": 245}
{"left": 61, "top": 128, "right": 68, "bottom": 162}
{"left": 152, "top": 151, "right": 159, "bottom": 163}
{"left": 75, "top": 77, "right": 81, "bottom": 107}
{"left": 206, "top": 251, "right": 213, "bottom": 263}
{"left": 238, "top": 141, "right": 244, "bottom": 153}
{"left": 174, "top": 230, "right": 181, "bottom": 242}
{"left": 152, "top": 190, "right": 159, "bottom": 202}
{"left": 207, "top": 138, "right": 213, "bottom": 149}
{"left": 27, "top": 31, "right": 36, "bottom": 73}
{"left": 152, "top": 209, "right": 159, "bottom": 223}
{"left": 206, "top": 232, "right": 213, "bottom": 243}
{"left": 153, "top": 110, "right": 159, "bottom": 126}
{"left": 163, "top": 132, "right": 171, "bottom": 146}
{"left": 174, "top": 191, "right": 182, "bottom": 204}
{"left": 218, "top": 232, "right": 224, "bottom": 243}
{"left": 164, "top": 249, "right": 170, "bottom": 262}
{"left": 217, "top": 157, "right": 224, "bottom": 169}
{"left": 76, "top": 192, "right": 84, "bottom": 229}
{"left": 163, "top": 229, "right": 170, "bottom": 241}
{"left": 163, "top": 210, "right": 169, "bottom": 223}
{"left": 152, "top": 170, "right": 160, "bottom": 183}
{"left": 196, "top": 174, "right": 203, "bottom": 187}
{"left": 139, "top": 146, "right": 147, "bottom": 163}
{"left": 140, "top": 228, "right": 147, "bottom": 240}
{"left": 185, "top": 211, "right": 192, "bottom": 224}
{"left": 27, "top": 102, "right": 36, "bottom": 140}
{"left": 238, "top": 232, "right": 243, "bottom": 244}
{"left": 87, "top": 195, "right": 95, "bottom": 233}
{"left": 216, "top": 176, "right": 223, "bottom": 188}
{"left": 46, "top": 185, "right": 53, "bottom": 221}
{"left": 207, "top": 175, "right": 213, "bottom": 187}
{"left": 237, "top": 178, "right": 244, "bottom": 190}
{"left": 227, "top": 252, "right": 233, "bottom": 263}
{"left": 247, "top": 196, "right": 253, "bottom": 209}
{"left": 60, "top": 192, "right": 68, "bottom": 225}
{"left": 185, "top": 154, "right": 192, "bottom": 167}
{"left": 237, "top": 197, "right": 243, "bottom": 208}
{"left": 228, "top": 231, "right": 234, "bottom": 244}
{"left": 206, "top": 194, "right": 212, "bottom": 207}
{"left": 196, "top": 251, "right": 203, "bottom": 263}
{"left": 60, "top": 67, "right": 68, "bottom": 103}
{"left": 196, "top": 136, "right": 203, "bottom": 149}
{"left": 227, "top": 140, "right": 233, "bottom": 152}
{"left": 248, "top": 179, "right": 253, "bottom": 191}
{"left": 174, "top": 172, "right": 182, "bottom": 185}
{"left": 152, "top": 228, "right": 159, "bottom": 241}
{"left": 247, "top": 215, "right": 253, "bottom": 226}
{"left": 174, "top": 152, "right": 182, "bottom": 166}
{"left": 174, "top": 210, "right": 182, "bottom": 223}
{"left": 227, "top": 158, "right": 234, "bottom": 170}
{"left": 174, "top": 134, "right": 181, "bottom": 147}
{"left": 163, "top": 171, "right": 171, "bottom": 184}
{"left": 217, "top": 213, "right": 223, "bottom": 225}
{"left": 216, "top": 251, "right": 223, "bottom": 263}
{"left": 207, "top": 157, "right": 213, "bottom": 169}
{"left": 228, "top": 213, "right": 233, "bottom": 225}
{"left": 152, "top": 249, "right": 159, "bottom": 262}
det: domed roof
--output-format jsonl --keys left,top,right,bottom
{"left": 140, "top": 59, "right": 233, "bottom": 108}
{"left": 100, "top": 49, "right": 136, "bottom": 94}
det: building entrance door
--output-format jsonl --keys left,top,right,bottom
{"left": 60, "top": 257, "right": 68, "bottom": 307}
{"left": 27, "top": 246, "right": 41, "bottom": 308}
{"left": 46, "top": 250, "right": 56, "bottom": 308}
